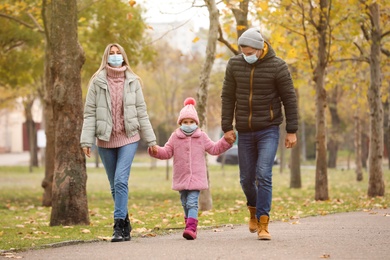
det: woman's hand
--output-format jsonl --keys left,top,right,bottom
{"left": 82, "top": 147, "right": 91, "bottom": 158}
{"left": 150, "top": 145, "right": 158, "bottom": 156}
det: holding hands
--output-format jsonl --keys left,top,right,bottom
{"left": 224, "top": 130, "right": 236, "bottom": 145}
{"left": 149, "top": 145, "right": 159, "bottom": 156}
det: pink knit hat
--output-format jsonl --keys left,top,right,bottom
{"left": 177, "top": 97, "right": 199, "bottom": 125}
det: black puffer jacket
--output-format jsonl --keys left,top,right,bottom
{"left": 221, "top": 42, "right": 298, "bottom": 134}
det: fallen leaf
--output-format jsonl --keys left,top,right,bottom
{"left": 81, "top": 229, "right": 90, "bottom": 234}
{"left": 97, "top": 236, "right": 111, "bottom": 241}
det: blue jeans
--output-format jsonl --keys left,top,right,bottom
{"left": 180, "top": 190, "right": 200, "bottom": 219}
{"left": 98, "top": 142, "right": 138, "bottom": 219}
{"left": 238, "top": 126, "right": 279, "bottom": 218}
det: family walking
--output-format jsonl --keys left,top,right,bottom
{"left": 80, "top": 27, "right": 298, "bottom": 242}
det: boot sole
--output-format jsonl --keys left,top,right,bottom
{"left": 183, "top": 231, "right": 196, "bottom": 240}
{"left": 111, "top": 238, "right": 124, "bottom": 242}
{"left": 258, "top": 236, "right": 271, "bottom": 240}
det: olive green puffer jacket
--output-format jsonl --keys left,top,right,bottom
{"left": 221, "top": 42, "right": 298, "bottom": 134}
{"left": 80, "top": 69, "right": 156, "bottom": 148}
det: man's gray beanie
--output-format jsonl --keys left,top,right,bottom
{"left": 238, "top": 28, "right": 264, "bottom": 49}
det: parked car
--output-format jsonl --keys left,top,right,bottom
{"left": 216, "top": 146, "right": 279, "bottom": 165}
{"left": 216, "top": 146, "right": 239, "bottom": 165}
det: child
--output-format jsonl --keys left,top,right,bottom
{"left": 149, "top": 97, "right": 234, "bottom": 240}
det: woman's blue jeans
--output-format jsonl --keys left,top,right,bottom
{"left": 238, "top": 126, "right": 279, "bottom": 218}
{"left": 98, "top": 142, "right": 138, "bottom": 220}
{"left": 180, "top": 190, "right": 200, "bottom": 219}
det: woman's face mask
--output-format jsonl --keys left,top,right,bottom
{"left": 108, "top": 54, "right": 124, "bottom": 67}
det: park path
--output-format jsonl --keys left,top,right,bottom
{"left": 6, "top": 208, "right": 389, "bottom": 260}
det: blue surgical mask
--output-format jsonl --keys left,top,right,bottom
{"left": 108, "top": 54, "right": 124, "bottom": 67}
{"left": 180, "top": 123, "right": 198, "bottom": 135}
{"left": 243, "top": 51, "right": 258, "bottom": 64}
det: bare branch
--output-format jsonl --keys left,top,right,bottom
{"left": 307, "top": 0, "right": 318, "bottom": 29}
{"left": 0, "top": 13, "right": 43, "bottom": 33}
{"left": 381, "top": 30, "right": 390, "bottom": 39}
{"left": 217, "top": 25, "right": 239, "bottom": 55}
{"left": 353, "top": 41, "right": 365, "bottom": 56}
{"left": 360, "top": 24, "right": 370, "bottom": 41}
{"left": 146, "top": 19, "right": 193, "bottom": 45}
{"left": 298, "top": 0, "right": 314, "bottom": 70}
{"left": 279, "top": 24, "right": 305, "bottom": 37}
{"left": 334, "top": 57, "right": 370, "bottom": 63}
{"left": 27, "top": 13, "right": 44, "bottom": 33}
{"left": 381, "top": 48, "right": 390, "bottom": 57}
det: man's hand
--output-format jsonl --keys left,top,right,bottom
{"left": 285, "top": 133, "right": 297, "bottom": 149}
{"left": 224, "top": 130, "right": 236, "bottom": 145}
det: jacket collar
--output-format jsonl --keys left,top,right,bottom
{"left": 94, "top": 68, "right": 138, "bottom": 89}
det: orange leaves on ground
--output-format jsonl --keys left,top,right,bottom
{"left": 128, "top": 0, "right": 136, "bottom": 7}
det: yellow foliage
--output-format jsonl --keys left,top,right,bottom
{"left": 257, "top": 2, "right": 268, "bottom": 11}
{"left": 236, "top": 25, "right": 247, "bottom": 31}
{"left": 192, "top": 36, "right": 200, "bottom": 43}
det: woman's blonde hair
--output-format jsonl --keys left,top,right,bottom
{"left": 87, "top": 43, "right": 140, "bottom": 87}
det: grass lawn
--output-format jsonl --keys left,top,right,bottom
{"left": 0, "top": 158, "right": 389, "bottom": 252}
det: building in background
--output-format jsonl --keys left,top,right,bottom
{"left": 0, "top": 99, "right": 42, "bottom": 153}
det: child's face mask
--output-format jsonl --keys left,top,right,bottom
{"left": 180, "top": 123, "right": 198, "bottom": 135}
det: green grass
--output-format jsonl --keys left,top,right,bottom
{"left": 0, "top": 161, "right": 389, "bottom": 253}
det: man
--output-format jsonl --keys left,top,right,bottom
{"left": 221, "top": 28, "right": 298, "bottom": 240}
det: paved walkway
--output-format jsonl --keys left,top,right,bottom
{"left": 4, "top": 209, "right": 389, "bottom": 260}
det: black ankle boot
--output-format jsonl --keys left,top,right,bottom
{"left": 123, "top": 214, "right": 132, "bottom": 241}
{"left": 111, "top": 219, "right": 125, "bottom": 242}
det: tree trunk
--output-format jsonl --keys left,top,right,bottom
{"left": 314, "top": 0, "right": 329, "bottom": 201}
{"left": 367, "top": 3, "right": 385, "bottom": 197}
{"left": 197, "top": 0, "right": 219, "bottom": 211}
{"left": 327, "top": 86, "right": 341, "bottom": 168}
{"left": 354, "top": 107, "right": 363, "bottom": 181}
{"left": 41, "top": 0, "right": 55, "bottom": 207}
{"left": 47, "top": 0, "right": 89, "bottom": 226}
{"left": 24, "top": 98, "right": 39, "bottom": 171}
{"left": 290, "top": 88, "right": 301, "bottom": 188}
{"left": 382, "top": 97, "right": 390, "bottom": 169}
{"left": 231, "top": 0, "right": 249, "bottom": 38}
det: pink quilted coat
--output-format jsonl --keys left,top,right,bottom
{"left": 149, "top": 128, "right": 232, "bottom": 191}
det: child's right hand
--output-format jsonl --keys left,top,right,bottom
{"left": 149, "top": 145, "right": 159, "bottom": 156}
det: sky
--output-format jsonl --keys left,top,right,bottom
{"left": 137, "top": 0, "right": 210, "bottom": 30}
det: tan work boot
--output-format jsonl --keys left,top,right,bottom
{"left": 247, "top": 206, "right": 257, "bottom": 233}
{"left": 257, "top": 215, "right": 271, "bottom": 240}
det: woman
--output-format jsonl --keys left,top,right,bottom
{"left": 80, "top": 43, "right": 158, "bottom": 242}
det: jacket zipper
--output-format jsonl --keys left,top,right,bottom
{"left": 248, "top": 66, "right": 255, "bottom": 130}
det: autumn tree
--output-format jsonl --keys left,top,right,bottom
{"left": 0, "top": 1, "right": 44, "bottom": 170}
{"left": 42, "top": 0, "right": 89, "bottom": 225}
{"left": 357, "top": 1, "right": 387, "bottom": 197}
